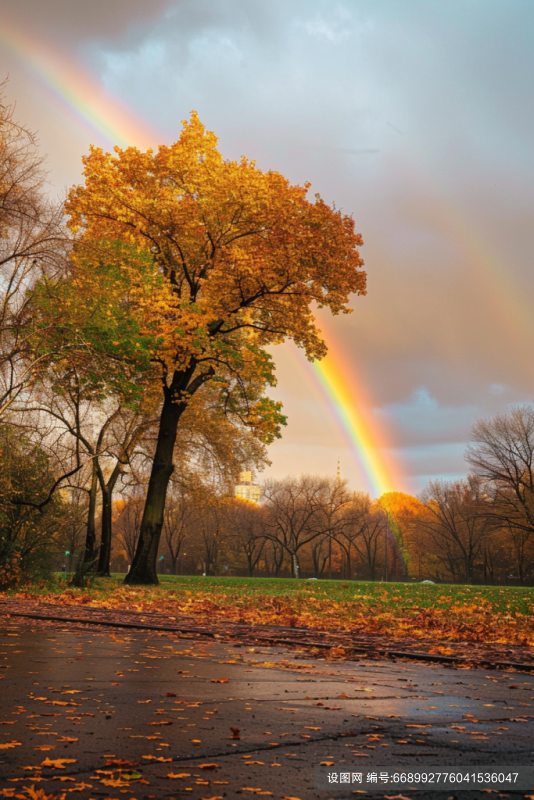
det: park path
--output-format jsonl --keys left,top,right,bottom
{"left": 1, "top": 615, "right": 534, "bottom": 799}
{"left": 2, "top": 597, "right": 534, "bottom": 672}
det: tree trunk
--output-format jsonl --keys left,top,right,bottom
{"left": 97, "top": 484, "right": 112, "bottom": 576}
{"left": 292, "top": 553, "right": 300, "bottom": 578}
{"left": 125, "top": 380, "right": 188, "bottom": 585}
{"left": 84, "top": 461, "right": 99, "bottom": 564}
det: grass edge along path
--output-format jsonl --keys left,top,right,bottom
{"left": 3, "top": 575, "right": 534, "bottom": 649}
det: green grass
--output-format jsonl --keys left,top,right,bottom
{"left": 158, "top": 575, "right": 534, "bottom": 615}
{"left": 35, "top": 573, "right": 534, "bottom": 618}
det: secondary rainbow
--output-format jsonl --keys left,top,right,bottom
{"left": 1, "top": 17, "right": 158, "bottom": 150}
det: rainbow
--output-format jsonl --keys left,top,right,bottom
{"left": 286, "top": 324, "right": 402, "bottom": 497}
{"left": 0, "top": 16, "right": 159, "bottom": 150}
{"left": 2, "top": 16, "right": 402, "bottom": 495}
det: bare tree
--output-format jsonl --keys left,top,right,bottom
{"left": 333, "top": 492, "right": 375, "bottom": 579}
{"left": 419, "top": 476, "right": 493, "bottom": 583}
{"left": 262, "top": 475, "right": 329, "bottom": 578}
{"left": 18, "top": 368, "right": 155, "bottom": 574}
{"left": 466, "top": 406, "right": 534, "bottom": 582}
{"left": 223, "top": 498, "right": 267, "bottom": 576}
{"left": 162, "top": 477, "right": 198, "bottom": 574}
{"left": 0, "top": 83, "right": 66, "bottom": 419}
{"left": 115, "top": 492, "right": 145, "bottom": 567}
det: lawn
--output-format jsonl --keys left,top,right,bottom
{"left": 7, "top": 574, "right": 534, "bottom": 647}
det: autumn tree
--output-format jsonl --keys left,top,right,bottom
{"left": 64, "top": 114, "right": 365, "bottom": 584}
{"left": 310, "top": 477, "right": 352, "bottom": 578}
{"left": 378, "top": 491, "right": 426, "bottom": 580}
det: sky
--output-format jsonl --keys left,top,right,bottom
{"left": 1, "top": 0, "right": 533, "bottom": 495}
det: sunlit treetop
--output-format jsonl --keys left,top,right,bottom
{"left": 65, "top": 112, "right": 366, "bottom": 385}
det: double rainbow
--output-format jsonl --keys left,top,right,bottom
{"left": 3, "top": 16, "right": 403, "bottom": 496}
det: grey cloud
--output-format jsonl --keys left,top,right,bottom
{"left": 2, "top": 0, "right": 533, "bottom": 490}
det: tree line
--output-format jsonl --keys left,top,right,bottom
{"left": 2, "top": 86, "right": 534, "bottom": 588}
{"left": 108, "top": 412, "right": 534, "bottom": 587}
{"left": 0, "top": 84, "right": 365, "bottom": 586}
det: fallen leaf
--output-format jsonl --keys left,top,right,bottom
{"left": 199, "top": 764, "right": 219, "bottom": 770}
{"left": 120, "top": 770, "right": 142, "bottom": 781}
{"left": 167, "top": 773, "right": 191, "bottom": 779}
{"left": 142, "top": 755, "right": 172, "bottom": 762}
{"left": 230, "top": 727, "right": 240, "bottom": 740}
{"left": 211, "top": 679, "right": 229, "bottom": 683}
{"left": 99, "top": 777, "right": 131, "bottom": 787}
{"left": 384, "top": 795, "right": 413, "bottom": 800}
{"left": 0, "top": 742, "right": 21, "bottom": 750}
{"left": 41, "top": 758, "right": 76, "bottom": 769}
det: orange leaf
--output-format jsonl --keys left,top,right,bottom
{"left": 41, "top": 758, "right": 76, "bottom": 769}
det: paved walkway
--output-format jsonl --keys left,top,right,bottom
{"left": 0, "top": 619, "right": 533, "bottom": 799}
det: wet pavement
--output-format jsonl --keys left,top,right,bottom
{"left": 0, "top": 620, "right": 533, "bottom": 799}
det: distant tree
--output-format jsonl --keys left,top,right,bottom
{"left": 65, "top": 113, "right": 366, "bottom": 584}
{"left": 161, "top": 476, "right": 199, "bottom": 575}
{"left": 333, "top": 492, "right": 374, "bottom": 580}
{"left": 346, "top": 498, "right": 388, "bottom": 581}
{"left": 223, "top": 497, "right": 267, "bottom": 577}
{"left": 466, "top": 406, "right": 534, "bottom": 583}
{"left": 263, "top": 475, "right": 333, "bottom": 578}
{"left": 115, "top": 492, "right": 145, "bottom": 567}
{"left": 379, "top": 491, "right": 427, "bottom": 580}
{"left": 419, "top": 477, "right": 493, "bottom": 583}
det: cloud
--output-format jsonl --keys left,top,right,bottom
{"left": 2, "top": 0, "right": 534, "bottom": 491}
{"left": 377, "top": 387, "right": 479, "bottom": 444}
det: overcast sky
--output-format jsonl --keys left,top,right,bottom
{"left": 2, "top": 0, "right": 533, "bottom": 494}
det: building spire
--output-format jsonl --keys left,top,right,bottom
{"left": 336, "top": 458, "right": 341, "bottom": 482}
